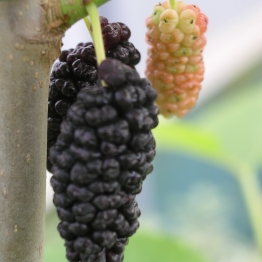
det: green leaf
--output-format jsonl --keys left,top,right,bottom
{"left": 153, "top": 121, "right": 232, "bottom": 168}
{"left": 153, "top": 83, "right": 262, "bottom": 172}
{"left": 124, "top": 229, "right": 208, "bottom": 262}
{"left": 192, "top": 84, "right": 262, "bottom": 169}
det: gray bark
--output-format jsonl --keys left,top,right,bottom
{"left": 0, "top": 0, "right": 64, "bottom": 261}
{"left": 0, "top": 1, "right": 108, "bottom": 261}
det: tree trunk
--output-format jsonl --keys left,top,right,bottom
{"left": 0, "top": 0, "right": 110, "bottom": 260}
{"left": 0, "top": 1, "right": 64, "bottom": 261}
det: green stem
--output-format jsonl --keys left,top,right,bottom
{"left": 237, "top": 165, "right": 262, "bottom": 257}
{"left": 169, "top": 0, "right": 176, "bottom": 10}
{"left": 85, "top": 1, "right": 105, "bottom": 66}
{"left": 83, "top": 16, "right": 93, "bottom": 39}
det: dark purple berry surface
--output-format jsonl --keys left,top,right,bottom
{"left": 47, "top": 16, "right": 158, "bottom": 262}
{"left": 49, "top": 58, "right": 158, "bottom": 262}
{"left": 47, "top": 18, "right": 141, "bottom": 171}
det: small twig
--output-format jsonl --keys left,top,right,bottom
{"left": 237, "top": 164, "right": 262, "bottom": 258}
{"left": 169, "top": 0, "right": 176, "bottom": 10}
{"left": 83, "top": 16, "right": 93, "bottom": 39}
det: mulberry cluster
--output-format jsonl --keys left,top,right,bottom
{"left": 49, "top": 59, "right": 158, "bottom": 262}
{"left": 47, "top": 17, "right": 141, "bottom": 170}
{"left": 145, "top": 1, "right": 208, "bottom": 117}
{"left": 101, "top": 17, "right": 140, "bottom": 66}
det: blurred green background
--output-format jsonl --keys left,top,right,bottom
{"left": 45, "top": 0, "right": 262, "bottom": 261}
{"left": 45, "top": 211, "right": 208, "bottom": 262}
{"left": 45, "top": 61, "right": 262, "bottom": 262}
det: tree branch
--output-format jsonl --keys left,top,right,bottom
{"left": 0, "top": 0, "right": 110, "bottom": 261}
{"left": 0, "top": 1, "right": 64, "bottom": 261}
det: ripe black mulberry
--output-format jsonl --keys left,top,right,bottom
{"left": 49, "top": 59, "right": 158, "bottom": 261}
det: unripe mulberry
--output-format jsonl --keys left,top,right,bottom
{"left": 145, "top": 1, "right": 208, "bottom": 117}
{"left": 49, "top": 59, "right": 159, "bottom": 262}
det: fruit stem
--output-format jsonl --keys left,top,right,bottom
{"left": 83, "top": 16, "right": 93, "bottom": 39}
{"left": 236, "top": 164, "right": 262, "bottom": 258}
{"left": 85, "top": 1, "right": 105, "bottom": 66}
{"left": 169, "top": 0, "right": 176, "bottom": 10}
